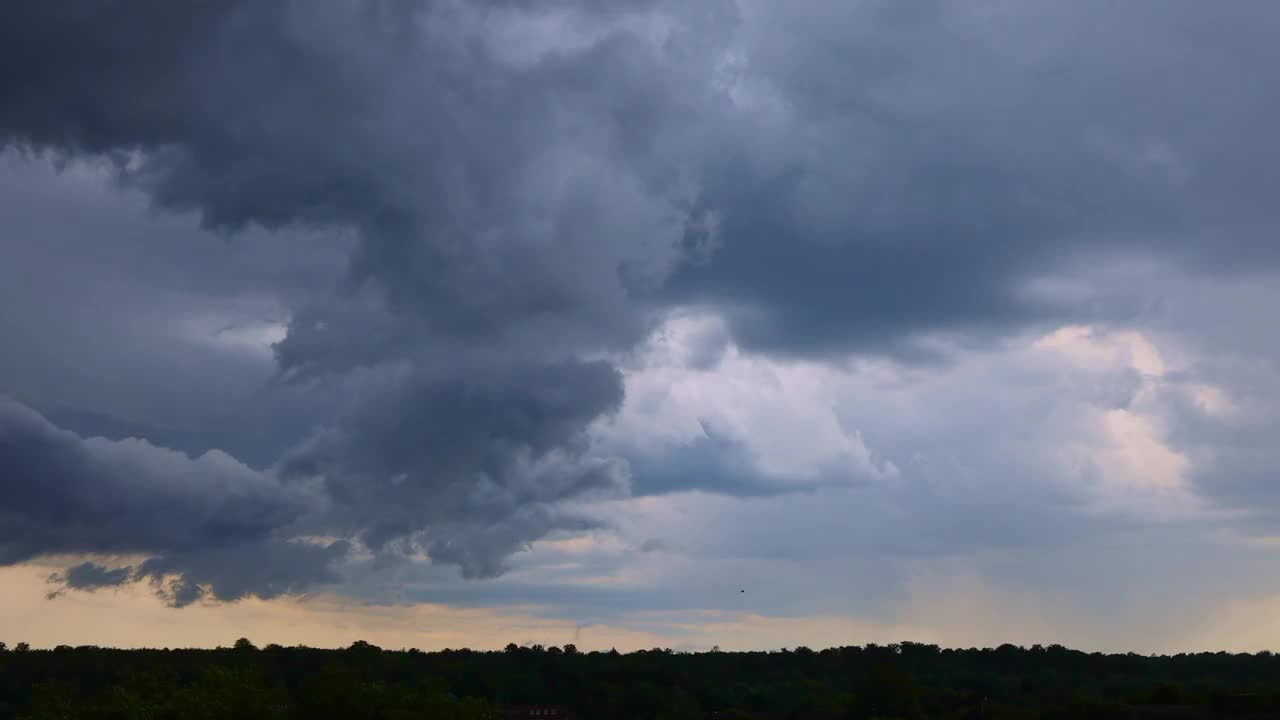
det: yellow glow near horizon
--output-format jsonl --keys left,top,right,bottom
{"left": 7, "top": 561, "right": 1280, "bottom": 655}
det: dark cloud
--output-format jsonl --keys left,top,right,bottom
{"left": 0, "top": 0, "right": 718, "bottom": 350}
{"left": 0, "top": 398, "right": 345, "bottom": 601}
{"left": 0, "top": 155, "right": 353, "bottom": 469}
{"left": 0, "top": 0, "right": 704, "bottom": 594}
{"left": 3, "top": 0, "right": 1280, "bottom": 612}
{"left": 5, "top": 0, "right": 1278, "bottom": 365}
{"left": 282, "top": 359, "right": 628, "bottom": 577}
{"left": 45, "top": 540, "right": 350, "bottom": 607}
{"left": 49, "top": 562, "right": 132, "bottom": 594}
{"left": 0, "top": 399, "right": 315, "bottom": 563}
{"left": 134, "top": 539, "right": 351, "bottom": 607}
{"left": 663, "top": 0, "right": 1280, "bottom": 357}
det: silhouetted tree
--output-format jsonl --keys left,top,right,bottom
{"left": 4, "top": 640, "right": 1280, "bottom": 720}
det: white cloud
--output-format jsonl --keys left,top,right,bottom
{"left": 598, "top": 309, "right": 899, "bottom": 486}
{"left": 603, "top": 313, "right": 1217, "bottom": 514}
{"left": 474, "top": 314, "right": 1269, "bottom": 632}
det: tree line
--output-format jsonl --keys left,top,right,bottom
{"left": 2, "top": 639, "right": 1278, "bottom": 719}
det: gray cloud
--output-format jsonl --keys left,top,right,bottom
{"left": 1163, "top": 357, "right": 1280, "bottom": 528}
{"left": 49, "top": 562, "right": 132, "bottom": 594}
{"left": 3, "top": 0, "right": 1280, "bottom": 617}
{"left": 0, "top": 398, "right": 315, "bottom": 563}
{"left": 0, "top": 0, "right": 718, "bottom": 350}
{"left": 281, "top": 359, "right": 629, "bottom": 577}
{"left": 0, "top": 0, "right": 705, "bottom": 593}
{"left": 663, "top": 0, "right": 1280, "bottom": 357}
{"left": 618, "top": 425, "right": 864, "bottom": 499}
{"left": 46, "top": 540, "right": 351, "bottom": 607}
{"left": 0, "top": 398, "right": 345, "bottom": 602}
{"left": 6, "top": 0, "right": 1279, "bottom": 374}
{"left": 0, "top": 154, "right": 351, "bottom": 469}
{"left": 134, "top": 539, "right": 352, "bottom": 607}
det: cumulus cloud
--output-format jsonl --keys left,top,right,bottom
{"left": 606, "top": 317, "right": 1210, "bottom": 533}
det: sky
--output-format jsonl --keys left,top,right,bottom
{"left": 2, "top": 0, "right": 1280, "bottom": 653}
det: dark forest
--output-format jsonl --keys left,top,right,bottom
{"left": 2, "top": 640, "right": 1278, "bottom": 719}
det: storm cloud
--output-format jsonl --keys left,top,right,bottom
{"left": 0, "top": 399, "right": 315, "bottom": 564}
{"left": 2, "top": 0, "right": 1280, "bottom": 629}
{"left": 662, "top": 0, "right": 1280, "bottom": 357}
{"left": 1, "top": 0, "right": 710, "bottom": 598}
{"left": 0, "top": 398, "right": 343, "bottom": 603}
{"left": 280, "top": 358, "right": 630, "bottom": 577}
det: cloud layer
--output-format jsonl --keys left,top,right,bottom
{"left": 1, "top": 0, "right": 1279, "bottom": 641}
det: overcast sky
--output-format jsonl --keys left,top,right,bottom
{"left": 3, "top": 0, "right": 1280, "bottom": 652}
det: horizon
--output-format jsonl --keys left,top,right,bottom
{"left": 5, "top": 639, "right": 1280, "bottom": 658}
